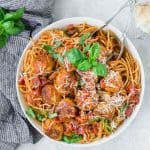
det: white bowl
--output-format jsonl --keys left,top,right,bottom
{"left": 16, "top": 17, "right": 145, "bottom": 147}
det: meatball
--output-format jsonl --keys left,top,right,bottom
{"left": 43, "top": 119, "right": 63, "bottom": 140}
{"left": 41, "top": 84, "right": 61, "bottom": 105}
{"left": 32, "top": 53, "right": 54, "bottom": 74}
{"left": 100, "top": 70, "right": 123, "bottom": 93}
{"left": 56, "top": 98, "right": 77, "bottom": 122}
{"left": 54, "top": 69, "right": 77, "bottom": 96}
{"left": 93, "top": 102, "right": 115, "bottom": 120}
{"left": 76, "top": 89, "right": 98, "bottom": 111}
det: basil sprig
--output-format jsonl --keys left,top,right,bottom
{"left": 65, "top": 41, "right": 107, "bottom": 77}
{"left": 0, "top": 7, "right": 25, "bottom": 48}
{"left": 42, "top": 39, "right": 64, "bottom": 64}
{"left": 26, "top": 106, "right": 58, "bottom": 122}
{"left": 63, "top": 134, "right": 83, "bottom": 144}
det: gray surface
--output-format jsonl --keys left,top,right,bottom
{"left": 17, "top": 0, "right": 150, "bottom": 150}
{"left": 0, "top": 0, "right": 54, "bottom": 150}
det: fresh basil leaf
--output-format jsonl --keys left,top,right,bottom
{"left": 120, "top": 103, "right": 128, "bottom": 115}
{"left": 79, "top": 32, "right": 90, "bottom": 46}
{"left": 5, "top": 26, "right": 23, "bottom": 35}
{"left": 92, "top": 62, "right": 107, "bottom": 77}
{"left": 63, "top": 134, "right": 83, "bottom": 144}
{"left": 42, "top": 45, "right": 64, "bottom": 64}
{"left": 77, "top": 59, "right": 92, "bottom": 71}
{"left": 48, "top": 112, "right": 58, "bottom": 119}
{"left": 15, "top": 20, "right": 25, "bottom": 30}
{"left": 36, "top": 113, "right": 44, "bottom": 122}
{"left": 0, "top": 8, "right": 5, "bottom": 20}
{"left": 89, "top": 42, "right": 100, "bottom": 61}
{"left": 2, "top": 21, "right": 14, "bottom": 32}
{"left": 83, "top": 44, "right": 91, "bottom": 52}
{"left": 4, "top": 7, "right": 25, "bottom": 21}
{"left": 26, "top": 107, "right": 36, "bottom": 118}
{"left": 89, "top": 117, "right": 103, "bottom": 123}
{"left": 43, "top": 45, "right": 58, "bottom": 59}
{"left": 103, "top": 119, "right": 113, "bottom": 133}
{"left": 0, "top": 33, "right": 8, "bottom": 48}
{"left": 65, "top": 48, "right": 86, "bottom": 66}
{"left": 0, "top": 24, "right": 4, "bottom": 35}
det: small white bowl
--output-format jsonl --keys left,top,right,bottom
{"left": 16, "top": 17, "right": 145, "bottom": 147}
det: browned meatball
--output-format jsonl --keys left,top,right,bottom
{"left": 93, "top": 102, "right": 115, "bottom": 120}
{"left": 56, "top": 98, "right": 77, "bottom": 122}
{"left": 32, "top": 53, "right": 54, "bottom": 74}
{"left": 43, "top": 119, "right": 63, "bottom": 140}
{"left": 76, "top": 89, "right": 98, "bottom": 111}
{"left": 41, "top": 84, "right": 61, "bottom": 105}
{"left": 54, "top": 69, "right": 77, "bottom": 96}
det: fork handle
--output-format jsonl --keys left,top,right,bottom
{"left": 101, "top": 0, "right": 129, "bottom": 29}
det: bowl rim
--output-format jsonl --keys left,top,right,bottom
{"left": 16, "top": 17, "right": 145, "bottom": 147}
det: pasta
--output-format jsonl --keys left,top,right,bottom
{"left": 18, "top": 23, "right": 141, "bottom": 144}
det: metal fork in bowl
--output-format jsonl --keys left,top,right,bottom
{"left": 91, "top": 0, "right": 136, "bottom": 59}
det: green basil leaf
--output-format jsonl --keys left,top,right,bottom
{"left": 0, "top": 24, "right": 4, "bottom": 35}
{"left": 120, "top": 103, "right": 128, "bottom": 115}
{"left": 0, "top": 8, "right": 5, "bottom": 20}
{"left": 0, "top": 33, "right": 8, "bottom": 48}
{"left": 79, "top": 32, "right": 90, "bottom": 46}
{"left": 83, "top": 44, "right": 91, "bottom": 52}
{"left": 65, "top": 48, "right": 86, "bottom": 66}
{"left": 5, "top": 26, "right": 23, "bottom": 35}
{"left": 77, "top": 59, "right": 92, "bottom": 71}
{"left": 103, "top": 119, "right": 113, "bottom": 133}
{"left": 36, "top": 113, "right": 47, "bottom": 122}
{"left": 48, "top": 112, "right": 58, "bottom": 119}
{"left": 42, "top": 45, "right": 64, "bottom": 64}
{"left": 2, "top": 21, "right": 14, "bottom": 32}
{"left": 63, "top": 134, "right": 83, "bottom": 144}
{"left": 15, "top": 20, "right": 25, "bottom": 30}
{"left": 43, "top": 45, "right": 59, "bottom": 59}
{"left": 26, "top": 107, "right": 36, "bottom": 118}
{"left": 92, "top": 62, "right": 107, "bottom": 77}
{"left": 4, "top": 7, "right": 25, "bottom": 21}
{"left": 89, "top": 117, "right": 103, "bottom": 123}
{"left": 89, "top": 42, "right": 100, "bottom": 61}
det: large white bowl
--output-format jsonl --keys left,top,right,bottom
{"left": 16, "top": 17, "right": 145, "bottom": 147}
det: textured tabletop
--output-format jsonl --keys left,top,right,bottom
{"left": 17, "top": 0, "right": 150, "bottom": 150}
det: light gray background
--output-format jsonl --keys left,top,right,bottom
{"left": 17, "top": 0, "right": 150, "bottom": 149}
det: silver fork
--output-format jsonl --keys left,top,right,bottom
{"left": 91, "top": 0, "right": 130, "bottom": 37}
{"left": 117, "top": 0, "right": 136, "bottom": 59}
{"left": 91, "top": 0, "right": 136, "bottom": 59}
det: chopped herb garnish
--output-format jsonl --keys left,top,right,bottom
{"left": 63, "top": 134, "right": 83, "bottom": 144}
{"left": 48, "top": 112, "right": 58, "bottom": 119}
